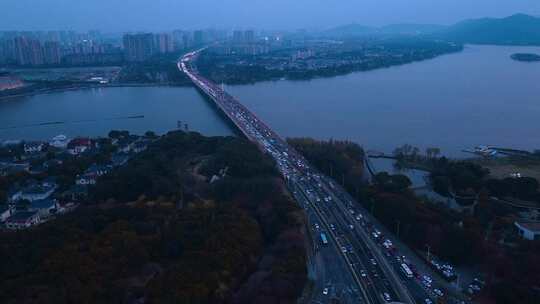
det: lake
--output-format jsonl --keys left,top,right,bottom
{"left": 1, "top": 45, "right": 539, "bottom": 157}
{"left": 0, "top": 86, "right": 233, "bottom": 140}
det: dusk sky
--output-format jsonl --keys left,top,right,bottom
{"left": 1, "top": 0, "right": 539, "bottom": 31}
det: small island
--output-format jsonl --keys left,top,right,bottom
{"left": 510, "top": 53, "right": 540, "bottom": 62}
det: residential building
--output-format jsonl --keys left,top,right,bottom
{"left": 19, "top": 183, "right": 57, "bottom": 202}
{"left": 24, "top": 141, "right": 46, "bottom": 153}
{"left": 76, "top": 172, "right": 98, "bottom": 185}
{"left": 123, "top": 33, "right": 155, "bottom": 62}
{"left": 86, "top": 164, "right": 112, "bottom": 177}
{"left": 155, "top": 33, "right": 174, "bottom": 53}
{"left": 49, "top": 134, "right": 69, "bottom": 148}
{"left": 0, "top": 205, "right": 12, "bottom": 222}
{"left": 43, "top": 41, "right": 62, "bottom": 65}
{"left": 132, "top": 141, "right": 148, "bottom": 153}
{"left": 111, "top": 153, "right": 130, "bottom": 167}
{"left": 515, "top": 221, "right": 540, "bottom": 241}
{"left": 193, "top": 30, "right": 204, "bottom": 45}
{"left": 245, "top": 30, "right": 255, "bottom": 43}
{"left": 5, "top": 211, "right": 40, "bottom": 229}
{"left": 233, "top": 30, "right": 245, "bottom": 43}
{"left": 67, "top": 137, "right": 93, "bottom": 155}
{"left": 29, "top": 199, "right": 58, "bottom": 217}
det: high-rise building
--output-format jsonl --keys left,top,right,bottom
{"left": 155, "top": 33, "right": 174, "bottom": 54}
{"left": 193, "top": 30, "right": 204, "bottom": 46}
{"left": 43, "top": 41, "right": 62, "bottom": 65}
{"left": 244, "top": 30, "right": 255, "bottom": 43}
{"left": 123, "top": 33, "right": 155, "bottom": 62}
{"left": 14, "top": 36, "right": 44, "bottom": 66}
{"left": 233, "top": 30, "right": 244, "bottom": 43}
{"left": 182, "top": 33, "right": 191, "bottom": 49}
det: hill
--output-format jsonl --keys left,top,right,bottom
{"left": 324, "top": 14, "right": 540, "bottom": 45}
{"left": 0, "top": 131, "right": 307, "bottom": 304}
{"left": 324, "top": 23, "right": 446, "bottom": 37}
{"left": 439, "top": 14, "right": 540, "bottom": 45}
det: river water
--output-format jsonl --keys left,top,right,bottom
{"left": 227, "top": 45, "right": 540, "bottom": 157}
{"left": 0, "top": 86, "right": 233, "bottom": 140}
{"left": 1, "top": 45, "right": 539, "bottom": 157}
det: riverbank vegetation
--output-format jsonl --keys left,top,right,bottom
{"left": 0, "top": 131, "right": 307, "bottom": 304}
{"left": 116, "top": 53, "right": 191, "bottom": 85}
{"left": 287, "top": 137, "right": 365, "bottom": 196}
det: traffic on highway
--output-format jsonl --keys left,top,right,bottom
{"left": 179, "top": 50, "right": 467, "bottom": 304}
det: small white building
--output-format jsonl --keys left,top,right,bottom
{"left": 19, "top": 183, "right": 57, "bottom": 202}
{"left": 5, "top": 211, "right": 40, "bottom": 230}
{"left": 0, "top": 206, "right": 12, "bottom": 222}
{"left": 49, "top": 134, "right": 69, "bottom": 148}
{"left": 24, "top": 141, "right": 46, "bottom": 154}
{"left": 515, "top": 221, "right": 540, "bottom": 241}
{"left": 30, "top": 199, "right": 58, "bottom": 217}
{"left": 76, "top": 173, "right": 98, "bottom": 185}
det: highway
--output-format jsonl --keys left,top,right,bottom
{"left": 179, "top": 49, "right": 456, "bottom": 304}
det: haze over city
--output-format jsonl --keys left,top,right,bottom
{"left": 1, "top": 0, "right": 540, "bottom": 30}
{"left": 2, "top": 1, "right": 540, "bottom": 304}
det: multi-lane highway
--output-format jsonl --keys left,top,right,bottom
{"left": 179, "top": 49, "right": 458, "bottom": 304}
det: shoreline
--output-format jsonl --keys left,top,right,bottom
{"left": 0, "top": 82, "right": 193, "bottom": 101}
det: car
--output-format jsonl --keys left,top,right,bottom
{"left": 370, "top": 258, "right": 377, "bottom": 265}
{"left": 322, "top": 287, "right": 329, "bottom": 295}
{"left": 383, "top": 292, "right": 391, "bottom": 302}
{"left": 360, "top": 270, "right": 367, "bottom": 277}
{"left": 341, "top": 246, "right": 348, "bottom": 253}
{"left": 314, "top": 223, "right": 320, "bottom": 229}
{"left": 425, "top": 299, "right": 433, "bottom": 304}
{"left": 349, "top": 224, "right": 355, "bottom": 230}
{"left": 433, "top": 288, "right": 443, "bottom": 297}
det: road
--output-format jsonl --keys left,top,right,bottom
{"left": 179, "top": 49, "right": 461, "bottom": 304}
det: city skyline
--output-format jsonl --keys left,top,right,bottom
{"left": 1, "top": 0, "right": 539, "bottom": 31}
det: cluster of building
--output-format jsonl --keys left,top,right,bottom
{"left": 0, "top": 30, "right": 123, "bottom": 66}
{"left": 0, "top": 133, "right": 151, "bottom": 230}
{"left": 121, "top": 29, "right": 221, "bottom": 62}
{"left": 208, "top": 30, "right": 286, "bottom": 56}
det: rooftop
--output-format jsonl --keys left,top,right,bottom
{"left": 7, "top": 211, "right": 38, "bottom": 223}
{"left": 31, "top": 199, "right": 56, "bottom": 209}
{"left": 516, "top": 221, "right": 540, "bottom": 233}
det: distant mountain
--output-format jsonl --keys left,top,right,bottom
{"left": 379, "top": 24, "right": 447, "bottom": 35}
{"left": 324, "top": 23, "right": 446, "bottom": 37}
{"left": 439, "top": 14, "right": 540, "bottom": 45}
{"left": 324, "top": 24, "right": 376, "bottom": 37}
{"left": 324, "top": 14, "right": 540, "bottom": 45}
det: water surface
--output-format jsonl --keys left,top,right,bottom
{"left": 227, "top": 45, "right": 540, "bottom": 157}
{"left": 0, "top": 87, "right": 233, "bottom": 140}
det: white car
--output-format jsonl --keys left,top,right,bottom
{"left": 323, "top": 287, "right": 329, "bottom": 295}
{"left": 383, "top": 292, "right": 391, "bottom": 302}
